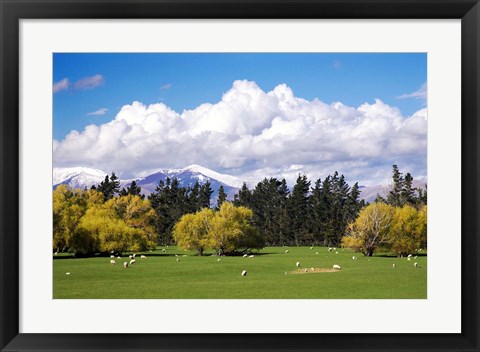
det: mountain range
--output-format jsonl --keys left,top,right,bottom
{"left": 53, "top": 165, "right": 427, "bottom": 203}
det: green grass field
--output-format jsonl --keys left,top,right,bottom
{"left": 53, "top": 246, "right": 427, "bottom": 299}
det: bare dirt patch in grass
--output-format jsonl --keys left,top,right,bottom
{"left": 290, "top": 268, "right": 338, "bottom": 274}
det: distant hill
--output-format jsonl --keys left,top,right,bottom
{"left": 53, "top": 165, "right": 427, "bottom": 205}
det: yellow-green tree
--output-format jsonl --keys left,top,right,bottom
{"left": 389, "top": 205, "right": 424, "bottom": 256}
{"left": 341, "top": 202, "right": 395, "bottom": 256}
{"left": 53, "top": 187, "right": 157, "bottom": 255}
{"left": 173, "top": 203, "right": 263, "bottom": 255}
{"left": 173, "top": 208, "right": 214, "bottom": 255}
{"left": 53, "top": 185, "right": 103, "bottom": 252}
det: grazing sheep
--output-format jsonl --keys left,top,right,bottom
{"left": 332, "top": 264, "right": 341, "bottom": 270}
{"left": 132, "top": 254, "right": 136, "bottom": 258}
{"left": 129, "top": 259, "right": 135, "bottom": 265}
{"left": 310, "top": 246, "right": 313, "bottom": 250}
{"left": 141, "top": 255, "right": 147, "bottom": 259}
{"left": 110, "top": 259, "right": 116, "bottom": 265}
{"left": 176, "top": 258, "right": 180, "bottom": 262}
{"left": 123, "top": 262, "right": 128, "bottom": 268}
{"left": 182, "top": 255, "right": 187, "bottom": 257}
{"left": 162, "top": 249, "right": 166, "bottom": 252}
{"left": 407, "top": 254, "right": 412, "bottom": 258}
{"left": 328, "top": 247, "right": 333, "bottom": 252}
{"left": 249, "top": 255, "right": 254, "bottom": 258}
{"left": 54, "top": 251, "right": 58, "bottom": 255}
{"left": 414, "top": 256, "right": 417, "bottom": 259}
{"left": 414, "top": 262, "right": 419, "bottom": 268}
{"left": 117, "top": 256, "right": 121, "bottom": 259}
{"left": 217, "top": 258, "right": 221, "bottom": 262}
{"left": 333, "top": 247, "right": 337, "bottom": 251}
{"left": 419, "top": 248, "right": 423, "bottom": 252}
{"left": 285, "top": 250, "right": 289, "bottom": 254}
{"left": 352, "top": 256, "right": 357, "bottom": 260}
{"left": 315, "top": 252, "right": 319, "bottom": 255}
{"left": 304, "top": 269, "right": 308, "bottom": 272}
{"left": 335, "top": 251, "right": 339, "bottom": 254}
{"left": 241, "top": 270, "right": 247, "bottom": 276}
{"left": 392, "top": 263, "right": 396, "bottom": 268}
{"left": 296, "top": 261, "right": 300, "bottom": 267}
{"left": 243, "top": 254, "right": 248, "bottom": 257}
{"left": 110, "top": 255, "right": 115, "bottom": 258}
{"left": 407, "top": 257, "right": 411, "bottom": 261}
{"left": 310, "top": 267, "right": 315, "bottom": 272}
{"left": 65, "top": 272, "right": 71, "bottom": 275}
{"left": 175, "top": 254, "right": 179, "bottom": 257}
{"left": 129, "top": 255, "right": 133, "bottom": 259}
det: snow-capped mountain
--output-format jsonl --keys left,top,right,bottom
{"left": 53, "top": 167, "right": 108, "bottom": 190}
{"left": 53, "top": 165, "right": 427, "bottom": 205}
{"left": 53, "top": 165, "right": 245, "bottom": 203}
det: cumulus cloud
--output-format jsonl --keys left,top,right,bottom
{"left": 397, "top": 82, "right": 427, "bottom": 102}
{"left": 53, "top": 78, "right": 70, "bottom": 93}
{"left": 53, "top": 80, "right": 427, "bottom": 185}
{"left": 87, "top": 108, "right": 108, "bottom": 116}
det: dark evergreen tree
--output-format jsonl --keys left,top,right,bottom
{"left": 287, "top": 174, "right": 311, "bottom": 245}
{"left": 386, "top": 164, "right": 403, "bottom": 206}
{"left": 96, "top": 172, "right": 121, "bottom": 201}
{"left": 233, "top": 182, "right": 252, "bottom": 207}
{"left": 188, "top": 181, "right": 201, "bottom": 212}
{"left": 119, "top": 180, "right": 144, "bottom": 199}
{"left": 400, "top": 173, "right": 416, "bottom": 206}
{"left": 198, "top": 180, "right": 213, "bottom": 209}
{"left": 216, "top": 185, "right": 227, "bottom": 209}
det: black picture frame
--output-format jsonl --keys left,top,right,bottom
{"left": 1, "top": 1, "right": 479, "bottom": 351}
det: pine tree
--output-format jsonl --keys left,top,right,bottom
{"left": 120, "top": 180, "right": 144, "bottom": 199}
{"left": 400, "top": 173, "right": 416, "bottom": 206}
{"left": 287, "top": 174, "right": 311, "bottom": 245}
{"left": 198, "top": 180, "right": 213, "bottom": 208}
{"left": 387, "top": 165, "right": 403, "bottom": 206}
{"left": 216, "top": 185, "right": 227, "bottom": 209}
{"left": 233, "top": 182, "right": 252, "bottom": 207}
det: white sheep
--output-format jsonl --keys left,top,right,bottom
{"left": 407, "top": 257, "right": 411, "bottom": 261}
{"left": 129, "top": 255, "right": 133, "bottom": 259}
{"left": 162, "top": 248, "right": 166, "bottom": 252}
{"left": 296, "top": 261, "right": 300, "bottom": 267}
{"left": 335, "top": 251, "right": 339, "bottom": 254}
{"left": 175, "top": 254, "right": 179, "bottom": 257}
{"left": 241, "top": 270, "right": 247, "bottom": 276}
{"left": 304, "top": 269, "right": 308, "bottom": 272}
{"left": 407, "top": 254, "right": 412, "bottom": 258}
{"left": 243, "top": 254, "right": 248, "bottom": 257}
{"left": 285, "top": 250, "right": 289, "bottom": 254}
{"left": 332, "top": 264, "right": 341, "bottom": 270}
{"left": 315, "top": 252, "right": 319, "bottom": 255}
{"left": 414, "top": 262, "right": 419, "bottom": 268}
{"left": 117, "top": 256, "right": 121, "bottom": 259}
{"left": 249, "top": 255, "right": 254, "bottom": 258}
{"left": 352, "top": 256, "right": 357, "bottom": 260}
{"left": 65, "top": 272, "right": 71, "bottom": 275}
{"left": 123, "top": 262, "right": 128, "bottom": 268}
{"left": 217, "top": 258, "right": 221, "bottom": 262}
{"left": 132, "top": 253, "right": 136, "bottom": 258}
{"left": 310, "top": 246, "right": 313, "bottom": 250}
{"left": 310, "top": 267, "right": 315, "bottom": 272}
{"left": 176, "top": 258, "right": 180, "bottom": 262}
{"left": 54, "top": 251, "right": 58, "bottom": 255}
{"left": 328, "top": 247, "right": 333, "bottom": 252}
{"left": 141, "top": 255, "right": 147, "bottom": 259}
{"left": 333, "top": 247, "right": 337, "bottom": 251}
{"left": 392, "top": 263, "right": 396, "bottom": 268}
{"left": 182, "top": 255, "right": 187, "bottom": 257}
{"left": 110, "top": 255, "right": 115, "bottom": 258}
{"left": 129, "top": 259, "right": 135, "bottom": 265}
{"left": 110, "top": 259, "right": 116, "bottom": 265}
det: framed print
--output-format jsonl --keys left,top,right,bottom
{"left": 1, "top": 0, "right": 479, "bottom": 351}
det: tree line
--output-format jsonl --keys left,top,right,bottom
{"left": 53, "top": 165, "right": 427, "bottom": 256}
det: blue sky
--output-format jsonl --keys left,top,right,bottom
{"left": 53, "top": 53, "right": 427, "bottom": 185}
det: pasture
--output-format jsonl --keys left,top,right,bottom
{"left": 53, "top": 246, "right": 427, "bottom": 299}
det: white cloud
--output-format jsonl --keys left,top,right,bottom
{"left": 73, "top": 74, "right": 104, "bottom": 91}
{"left": 53, "top": 78, "right": 70, "bottom": 93}
{"left": 160, "top": 83, "right": 173, "bottom": 90}
{"left": 54, "top": 80, "right": 427, "bottom": 185}
{"left": 397, "top": 82, "right": 427, "bottom": 101}
{"left": 87, "top": 108, "right": 108, "bottom": 116}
